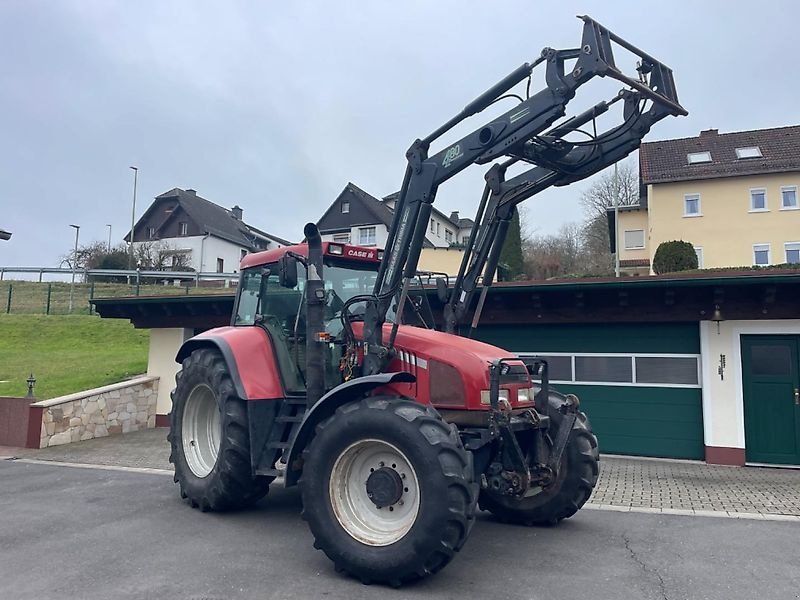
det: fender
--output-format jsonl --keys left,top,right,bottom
{"left": 284, "top": 371, "right": 416, "bottom": 486}
{"left": 175, "top": 327, "right": 284, "bottom": 401}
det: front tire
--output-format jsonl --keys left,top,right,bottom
{"left": 299, "top": 397, "right": 477, "bottom": 586}
{"left": 169, "top": 348, "right": 272, "bottom": 511}
{"left": 479, "top": 391, "right": 599, "bottom": 525}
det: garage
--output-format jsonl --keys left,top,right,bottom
{"left": 475, "top": 322, "right": 704, "bottom": 460}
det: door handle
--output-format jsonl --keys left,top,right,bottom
{"left": 795, "top": 388, "right": 800, "bottom": 406}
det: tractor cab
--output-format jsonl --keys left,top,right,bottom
{"left": 233, "top": 242, "right": 384, "bottom": 393}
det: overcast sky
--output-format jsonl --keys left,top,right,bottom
{"left": 2, "top": 1, "right": 799, "bottom": 269}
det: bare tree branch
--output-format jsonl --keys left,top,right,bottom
{"left": 580, "top": 158, "right": 640, "bottom": 219}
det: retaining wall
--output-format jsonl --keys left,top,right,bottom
{"left": 33, "top": 376, "right": 158, "bottom": 448}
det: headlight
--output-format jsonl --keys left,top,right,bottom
{"left": 517, "top": 387, "right": 536, "bottom": 403}
{"left": 480, "top": 389, "right": 509, "bottom": 405}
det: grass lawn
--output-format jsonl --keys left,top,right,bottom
{"left": 0, "top": 280, "right": 233, "bottom": 315}
{"left": 0, "top": 314, "right": 149, "bottom": 399}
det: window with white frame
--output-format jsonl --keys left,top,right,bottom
{"left": 332, "top": 233, "right": 350, "bottom": 243}
{"left": 687, "top": 152, "right": 712, "bottom": 164}
{"left": 430, "top": 219, "right": 435, "bottom": 233}
{"left": 341, "top": 201, "right": 350, "bottom": 214}
{"left": 735, "top": 146, "right": 762, "bottom": 159}
{"left": 518, "top": 352, "right": 701, "bottom": 388}
{"left": 179, "top": 222, "right": 188, "bottom": 236}
{"left": 358, "top": 226, "right": 376, "bottom": 246}
{"left": 785, "top": 242, "right": 800, "bottom": 264}
{"left": 444, "top": 229, "right": 453, "bottom": 243}
{"left": 623, "top": 229, "right": 645, "bottom": 249}
{"left": 750, "top": 188, "right": 767, "bottom": 211}
{"left": 436, "top": 222, "right": 440, "bottom": 236}
{"left": 147, "top": 226, "right": 156, "bottom": 239}
{"left": 753, "top": 243, "right": 770, "bottom": 266}
{"left": 684, "top": 194, "right": 701, "bottom": 216}
{"left": 694, "top": 247, "right": 704, "bottom": 268}
{"left": 781, "top": 186, "right": 798, "bottom": 209}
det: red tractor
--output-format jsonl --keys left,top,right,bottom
{"left": 169, "top": 16, "right": 686, "bottom": 586}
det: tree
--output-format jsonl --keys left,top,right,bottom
{"left": 580, "top": 158, "right": 640, "bottom": 219}
{"left": 133, "top": 241, "right": 193, "bottom": 271}
{"left": 59, "top": 241, "right": 111, "bottom": 270}
{"left": 60, "top": 240, "right": 193, "bottom": 283}
{"left": 652, "top": 240, "right": 698, "bottom": 274}
{"left": 522, "top": 223, "right": 584, "bottom": 280}
{"left": 498, "top": 208, "right": 524, "bottom": 280}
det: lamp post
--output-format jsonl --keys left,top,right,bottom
{"left": 68, "top": 224, "right": 80, "bottom": 313}
{"left": 106, "top": 224, "right": 112, "bottom": 253}
{"left": 128, "top": 166, "right": 138, "bottom": 272}
{"left": 613, "top": 161, "right": 620, "bottom": 278}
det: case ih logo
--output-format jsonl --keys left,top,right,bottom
{"left": 346, "top": 248, "right": 376, "bottom": 259}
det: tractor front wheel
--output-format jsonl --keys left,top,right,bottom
{"left": 169, "top": 348, "right": 272, "bottom": 511}
{"left": 479, "top": 391, "right": 599, "bottom": 526}
{"left": 299, "top": 397, "right": 477, "bottom": 586}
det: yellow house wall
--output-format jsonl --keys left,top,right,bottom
{"left": 617, "top": 209, "right": 650, "bottom": 262}
{"left": 418, "top": 247, "right": 465, "bottom": 277}
{"left": 648, "top": 173, "right": 800, "bottom": 268}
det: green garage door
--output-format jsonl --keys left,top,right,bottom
{"left": 475, "top": 323, "right": 704, "bottom": 460}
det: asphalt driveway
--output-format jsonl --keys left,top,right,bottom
{"left": 1, "top": 460, "right": 799, "bottom": 600}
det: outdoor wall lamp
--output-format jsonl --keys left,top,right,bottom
{"left": 26, "top": 373, "right": 36, "bottom": 398}
{"left": 711, "top": 304, "right": 724, "bottom": 334}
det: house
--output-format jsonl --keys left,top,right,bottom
{"left": 315, "top": 183, "right": 474, "bottom": 275}
{"left": 618, "top": 125, "right": 800, "bottom": 274}
{"left": 125, "top": 188, "right": 291, "bottom": 273}
{"left": 317, "top": 183, "right": 474, "bottom": 249}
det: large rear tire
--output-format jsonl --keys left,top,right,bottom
{"left": 169, "top": 348, "right": 272, "bottom": 511}
{"left": 299, "top": 397, "right": 477, "bottom": 586}
{"left": 479, "top": 391, "right": 599, "bottom": 526}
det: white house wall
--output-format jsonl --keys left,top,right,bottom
{"left": 146, "top": 327, "right": 193, "bottom": 417}
{"left": 133, "top": 235, "right": 252, "bottom": 272}
{"left": 699, "top": 319, "right": 800, "bottom": 465}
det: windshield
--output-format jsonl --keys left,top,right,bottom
{"left": 234, "top": 259, "right": 378, "bottom": 328}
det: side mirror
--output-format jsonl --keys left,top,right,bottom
{"left": 278, "top": 254, "right": 298, "bottom": 289}
{"left": 435, "top": 277, "right": 449, "bottom": 303}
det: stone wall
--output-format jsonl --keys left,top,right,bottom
{"left": 34, "top": 376, "right": 159, "bottom": 448}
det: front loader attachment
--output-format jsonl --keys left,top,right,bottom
{"left": 577, "top": 15, "right": 687, "bottom": 117}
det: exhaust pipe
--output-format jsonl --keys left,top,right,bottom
{"left": 303, "top": 223, "right": 326, "bottom": 408}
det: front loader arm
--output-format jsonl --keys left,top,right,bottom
{"left": 444, "top": 89, "right": 680, "bottom": 334}
{"left": 362, "top": 15, "right": 686, "bottom": 374}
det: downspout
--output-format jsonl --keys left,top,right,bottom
{"left": 198, "top": 233, "right": 210, "bottom": 287}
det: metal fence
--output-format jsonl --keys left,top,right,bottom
{"left": 0, "top": 267, "right": 239, "bottom": 315}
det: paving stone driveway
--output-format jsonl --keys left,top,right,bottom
{"left": 591, "top": 455, "right": 800, "bottom": 518}
{"left": 5, "top": 429, "right": 800, "bottom": 519}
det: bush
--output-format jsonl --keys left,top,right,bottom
{"left": 652, "top": 240, "right": 698, "bottom": 274}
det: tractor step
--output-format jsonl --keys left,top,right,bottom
{"left": 267, "top": 441, "right": 291, "bottom": 449}
{"left": 276, "top": 415, "right": 304, "bottom": 424}
{"left": 256, "top": 467, "right": 282, "bottom": 477}
{"left": 286, "top": 397, "right": 308, "bottom": 405}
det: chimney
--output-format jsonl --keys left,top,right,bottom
{"left": 449, "top": 210, "right": 459, "bottom": 222}
{"left": 699, "top": 129, "right": 718, "bottom": 137}
{"left": 231, "top": 205, "right": 243, "bottom": 220}
{"left": 185, "top": 188, "right": 197, "bottom": 195}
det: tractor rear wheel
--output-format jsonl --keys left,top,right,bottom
{"left": 299, "top": 397, "right": 477, "bottom": 586}
{"left": 479, "top": 391, "right": 599, "bottom": 526}
{"left": 169, "top": 348, "right": 272, "bottom": 511}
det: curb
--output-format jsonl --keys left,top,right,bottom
{"left": 583, "top": 502, "right": 800, "bottom": 522}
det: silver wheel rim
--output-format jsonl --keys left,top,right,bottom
{"left": 182, "top": 384, "right": 221, "bottom": 478}
{"left": 329, "top": 439, "right": 420, "bottom": 547}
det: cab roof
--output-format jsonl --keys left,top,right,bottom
{"left": 240, "top": 242, "right": 381, "bottom": 269}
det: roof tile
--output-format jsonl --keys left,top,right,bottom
{"left": 640, "top": 125, "right": 800, "bottom": 184}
